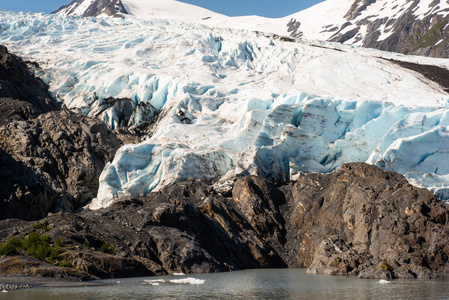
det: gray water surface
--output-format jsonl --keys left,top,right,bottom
{"left": 3, "top": 269, "right": 449, "bottom": 299}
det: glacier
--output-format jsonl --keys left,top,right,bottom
{"left": 1, "top": 11, "right": 449, "bottom": 208}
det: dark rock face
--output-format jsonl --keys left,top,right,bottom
{"left": 2, "top": 163, "right": 449, "bottom": 280}
{"left": 0, "top": 148, "right": 59, "bottom": 221}
{"left": 52, "top": 0, "right": 128, "bottom": 17}
{"left": 0, "top": 178, "right": 287, "bottom": 279}
{"left": 0, "top": 45, "right": 58, "bottom": 126}
{"left": 0, "top": 46, "right": 122, "bottom": 220}
{"left": 0, "top": 110, "right": 121, "bottom": 216}
{"left": 91, "top": 97, "right": 159, "bottom": 135}
{"left": 287, "top": 19, "right": 303, "bottom": 39}
{"left": 282, "top": 163, "right": 449, "bottom": 279}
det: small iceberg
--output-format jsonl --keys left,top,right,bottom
{"left": 144, "top": 279, "right": 166, "bottom": 286}
{"left": 169, "top": 277, "right": 205, "bottom": 285}
{"left": 143, "top": 277, "right": 205, "bottom": 285}
{"left": 378, "top": 279, "right": 391, "bottom": 284}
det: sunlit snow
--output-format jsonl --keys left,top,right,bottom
{"left": 1, "top": 11, "right": 449, "bottom": 208}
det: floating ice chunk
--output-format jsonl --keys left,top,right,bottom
{"left": 378, "top": 280, "right": 390, "bottom": 284}
{"left": 169, "top": 278, "right": 205, "bottom": 285}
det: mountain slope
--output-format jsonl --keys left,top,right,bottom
{"left": 53, "top": 0, "right": 449, "bottom": 58}
{"left": 53, "top": 0, "right": 128, "bottom": 17}
{"left": 53, "top": 0, "right": 287, "bottom": 35}
{"left": 287, "top": 0, "right": 449, "bottom": 57}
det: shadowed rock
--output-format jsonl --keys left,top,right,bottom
{"left": 0, "top": 45, "right": 58, "bottom": 126}
{"left": 0, "top": 46, "right": 122, "bottom": 220}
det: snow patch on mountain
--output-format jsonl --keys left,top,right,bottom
{"left": 1, "top": 11, "right": 449, "bottom": 208}
{"left": 121, "top": 0, "right": 225, "bottom": 23}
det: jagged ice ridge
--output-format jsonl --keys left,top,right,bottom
{"left": 1, "top": 11, "right": 449, "bottom": 208}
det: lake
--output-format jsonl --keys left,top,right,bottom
{"left": 3, "top": 269, "right": 449, "bottom": 299}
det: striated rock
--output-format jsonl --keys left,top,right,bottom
{"left": 232, "top": 176, "right": 286, "bottom": 253}
{"left": 0, "top": 110, "right": 121, "bottom": 213}
{"left": 282, "top": 163, "right": 449, "bottom": 279}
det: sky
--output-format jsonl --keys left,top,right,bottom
{"left": 0, "top": 0, "right": 324, "bottom": 18}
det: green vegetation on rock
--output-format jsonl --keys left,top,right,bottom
{"left": 416, "top": 22, "right": 445, "bottom": 50}
{"left": 32, "top": 221, "right": 50, "bottom": 232}
{"left": 0, "top": 231, "right": 64, "bottom": 263}
{"left": 100, "top": 243, "right": 114, "bottom": 254}
{"left": 0, "top": 237, "right": 23, "bottom": 256}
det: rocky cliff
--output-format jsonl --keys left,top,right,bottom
{"left": 0, "top": 46, "right": 122, "bottom": 220}
{"left": 1, "top": 163, "right": 449, "bottom": 280}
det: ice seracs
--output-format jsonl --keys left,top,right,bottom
{"left": 1, "top": 11, "right": 449, "bottom": 208}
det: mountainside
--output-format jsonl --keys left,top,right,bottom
{"left": 53, "top": 0, "right": 228, "bottom": 23}
{"left": 1, "top": 10, "right": 449, "bottom": 209}
{"left": 53, "top": 0, "right": 449, "bottom": 58}
{"left": 288, "top": 0, "right": 449, "bottom": 57}
{"left": 53, "top": 0, "right": 128, "bottom": 17}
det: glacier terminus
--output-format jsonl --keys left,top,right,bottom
{"left": 1, "top": 10, "right": 449, "bottom": 209}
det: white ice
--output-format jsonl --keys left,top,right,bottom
{"left": 169, "top": 277, "right": 205, "bottom": 285}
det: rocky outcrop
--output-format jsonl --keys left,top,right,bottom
{"left": 0, "top": 110, "right": 122, "bottom": 216}
{"left": 0, "top": 45, "right": 58, "bottom": 126}
{"left": 0, "top": 256, "right": 97, "bottom": 281}
{"left": 0, "top": 46, "right": 122, "bottom": 220}
{"left": 2, "top": 163, "right": 449, "bottom": 280}
{"left": 282, "top": 163, "right": 449, "bottom": 279}
{"left": 59, "top": 250, "right": 154, "bottom": 279}
{"left": 386, "top": 59, "right": 449, "bottom": 93}
{"left": 336, "top": 1, "right": 449, "bottom": 58}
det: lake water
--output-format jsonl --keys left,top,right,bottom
{"left": 3, "top": 269, "right": 449, "bottom": 300}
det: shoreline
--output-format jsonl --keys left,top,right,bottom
{"left": 0, "top": 276, "right": 107, "bottom": 291}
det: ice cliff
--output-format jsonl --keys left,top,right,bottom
{"left": 1, "top": 11, "right": 449, "bottom": 208}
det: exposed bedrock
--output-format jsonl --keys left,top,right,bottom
{"left": 0, "top": 46, "right": 122, "bottom": 220}
{"left": 0, "top": 45, "right": 58, "bottom": 126}
{"left": 2, "top": 163, "right": 449, "bottom": 280}
{"left": 0, "top": 110, "right": 122, "bottom": 219}
{"left": 283, "top": 163, "right": 449, "bottom": 279}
